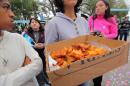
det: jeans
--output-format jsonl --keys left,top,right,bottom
{"left": 119, "top": 31, "right": 128, "bottom": 41}
{"left": 119, "top": 29, "right": 128, "bottom": 41}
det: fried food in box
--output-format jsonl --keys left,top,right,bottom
{"left": 51, "top": 49, "right": 67, "bottom": 59}
{"left": 51, "top": 43, "right": 108, "bottom": 68}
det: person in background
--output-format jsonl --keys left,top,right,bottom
{"left": 0, "top": 0, "right": 42, "bottom": 86}
{"left": 114, "top": 15, "right": 120, "bottom": 40}
{"left": 88, "top": 0, "right": 118, "bottom": 86}
{"left": 45, "top": 0, "right": 90, "bottom": 86}
{"left": 119, "top": 16, "right": 130, "bottom": 41}
{"left": 24, "top": 18, "right": 49, "bottom": 86}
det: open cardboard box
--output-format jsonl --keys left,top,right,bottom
{"left": 45, "top": 35, "right": 129, "bottom": 86}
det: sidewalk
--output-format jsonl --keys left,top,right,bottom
{"left": 102, "top": 36, "right": 130, "bottom": 86}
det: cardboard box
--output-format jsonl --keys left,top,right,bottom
{"left": 45, "top": 35, "right": 129, "bottom": 86}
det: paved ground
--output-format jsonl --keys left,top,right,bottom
{"left": 89, "top": 36, "right": 130, "bottom": 86}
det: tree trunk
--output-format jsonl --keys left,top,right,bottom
{"left": 48, "top": 0, "right": 56, "bottom": 16}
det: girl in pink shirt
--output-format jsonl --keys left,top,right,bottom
{"left": 88, "top": 0, "right": 118, "bottom": 86}
{"left": 88, "top": 0, "right": 118, "bottom": 39}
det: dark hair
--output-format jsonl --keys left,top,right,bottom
{"left": 28, "top": 18, "right": 44, "bottom": 33}
{"left": 54, "top": 0, "right": 82, "bottom": 13}
{"left": 93, "top": 0, "right": 113, "bottom": 20}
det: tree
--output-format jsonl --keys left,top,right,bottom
{"left": 10, "top": 0, "right": 38, "bottom": 19}
{"left": 38, "top": 0, "right": 56, "bottom": 17}
{"left": 81, "top": 0, "right": 98, "bottom": 16}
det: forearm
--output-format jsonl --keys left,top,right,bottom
{"left": 0, "top": 57, "right": 42, "bottom": 86}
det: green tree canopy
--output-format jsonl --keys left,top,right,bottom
{"left": 10, "top": 0, "right": 38, "bottom": 19}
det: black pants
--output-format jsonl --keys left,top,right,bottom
{"left": 93, "top": 76, "right": 103, "bottom": 86}
{"left": 119, "top": 30, "right": 128, "bottom": 41}
{"left": 114, "top": 29, "right": 120, "bottom": 40}
{"left": 36, "top": 54, "right": 50, "bottom": 86}
{"left": 36, "top": 70, "right": 50, "bottom": 86}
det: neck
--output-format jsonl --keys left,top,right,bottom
{"left": 64, "top": 7, "right": 76, "bottom": 20}
{"left": 97, "top": 14, "right": 104, "bottom": 16}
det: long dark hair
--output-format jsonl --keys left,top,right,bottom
{"left": 54, "top": 0, "right": 82, "bottom": 13}
{"left": 93, "top": 0, "right": 113, "bottom": 20}
{"left": 28, "top": 18, "right": 44, "bottom": 33}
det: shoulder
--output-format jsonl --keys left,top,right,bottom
{"left": 10, "top": 32, "right": 26, "bottom": 42}
{"left": 13, "top": 32, "right": 23, "bottom": 38}
{"left": 108, "top": 16, "right": 116, "bottom": 21}
{"left": 45, "top": 16, "right": 59, "bottom": 27}
{"left": 4, "top": 31, "right": 22, "bottom": 38}
{"left": 4, "top": 31, "right": 26, "bottom": 45}
{"left": 45, "top": 18, "right": 57, "bottom": 32}
{"left": 89, "top": 16, "right": 93, "bottom": 19}
{"left": 107, "top": 16, "right": 117, "bottom": 24}
{"left": 88, "top": 16, "right": 93, "bottom": 22}
{"left": 47, "top": 13, "right": 63, "bottom": 23}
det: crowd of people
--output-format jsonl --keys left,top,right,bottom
{"left": 0, "top": 0, "right": 130, "bottom": 86}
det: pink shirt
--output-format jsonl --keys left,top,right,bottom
{"left": 88, "top": 15, "right": 118, "bottom": 39}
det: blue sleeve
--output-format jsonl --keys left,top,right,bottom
{"left": 23, "top": 33, "right": 35, "bottom": 47}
